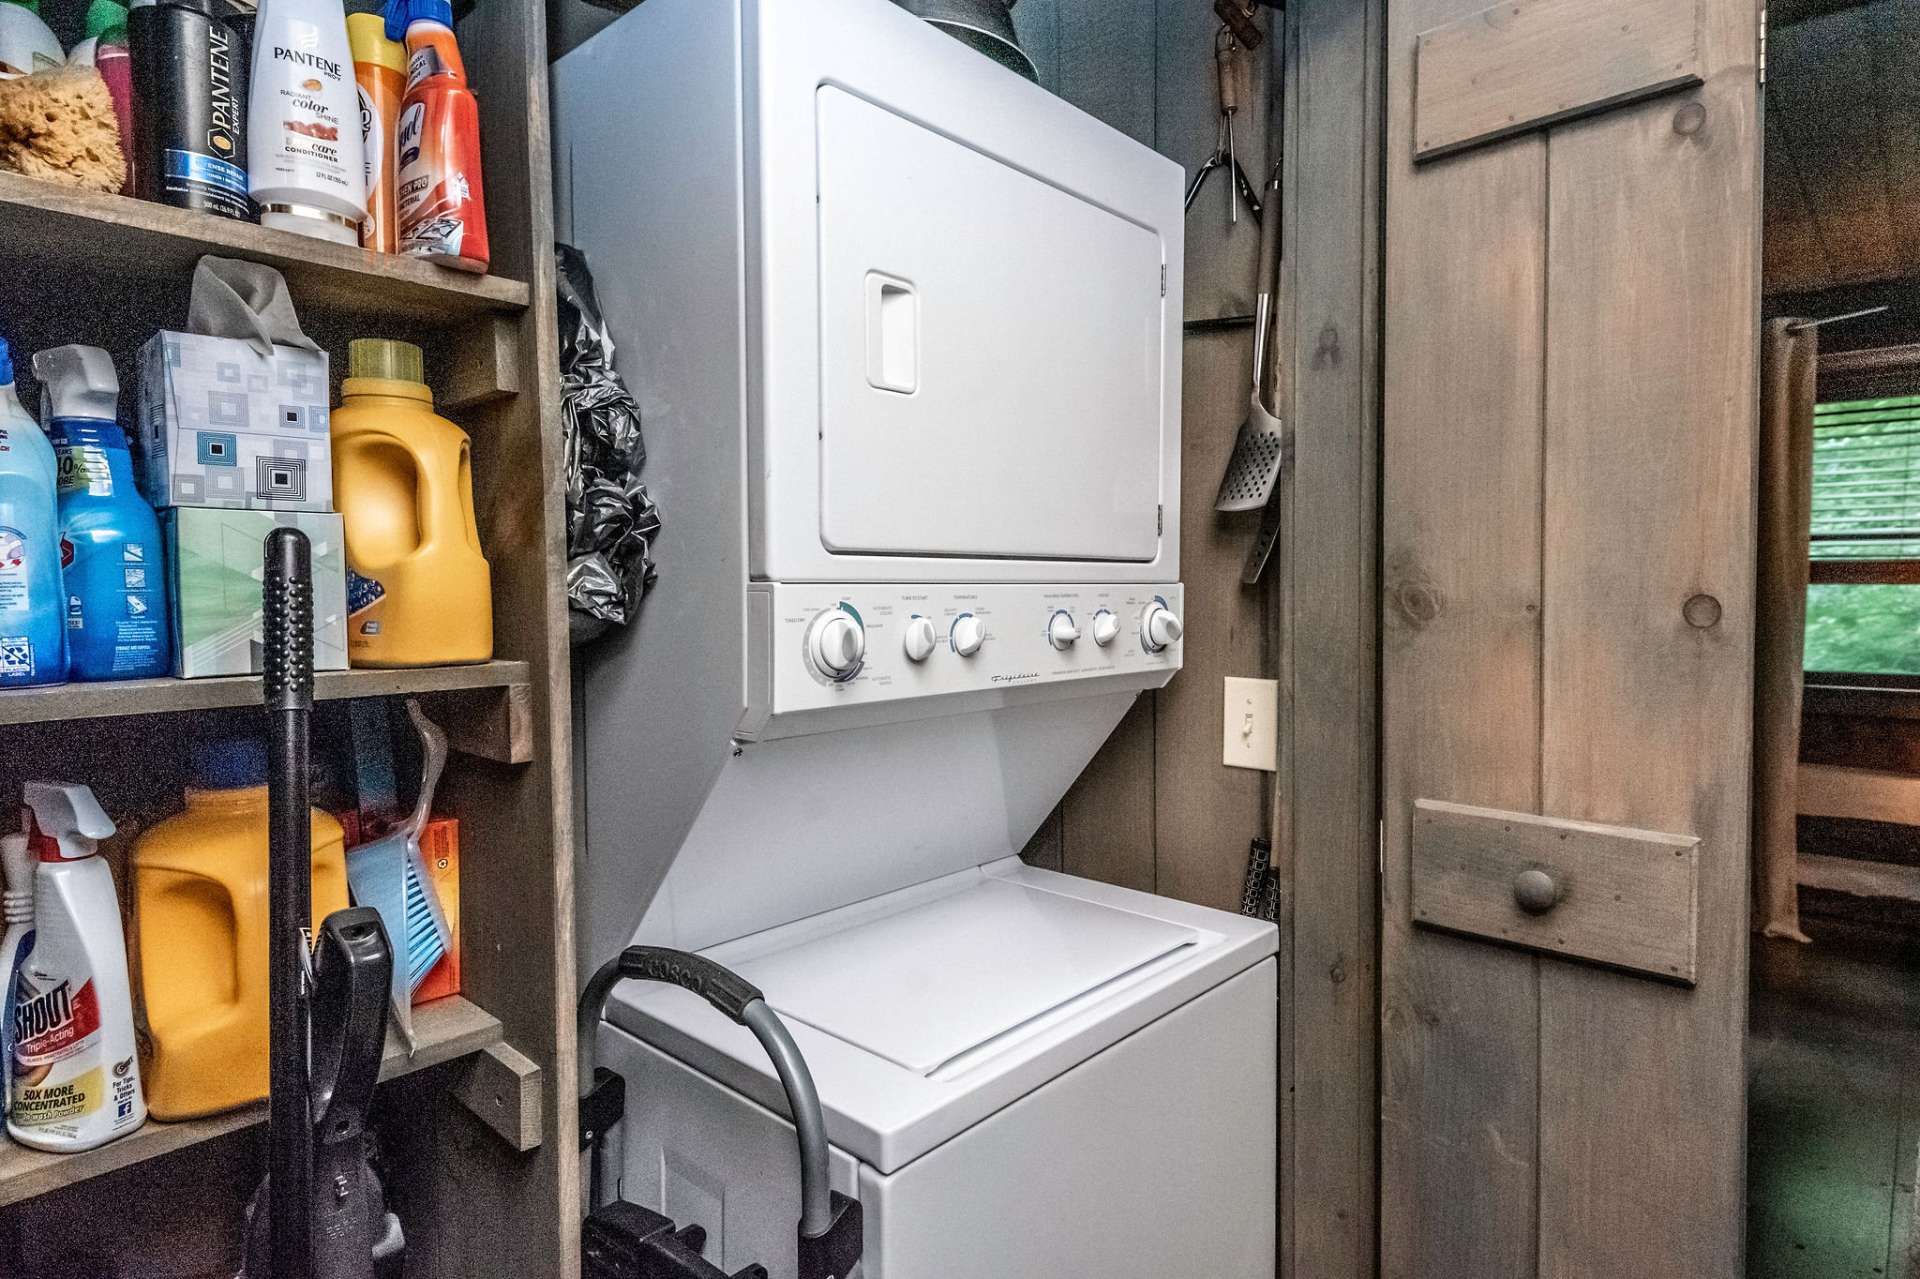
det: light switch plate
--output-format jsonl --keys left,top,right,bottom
{"left": 1223, "top": 676, "right": 1278, "bottom": 772}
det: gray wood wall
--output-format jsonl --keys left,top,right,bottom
{"left": 1014, "top": 0, "right": 1277, "bottom": 915}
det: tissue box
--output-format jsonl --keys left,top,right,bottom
{"left": 165, "top": 508, "right": 349, "bottom": 677}
{"left": 137, "top": 332, "right": 332, "bottom": 511}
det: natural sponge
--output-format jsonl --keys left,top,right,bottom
{"left": 0, "top": 66, "right": 125, "bottom": 194}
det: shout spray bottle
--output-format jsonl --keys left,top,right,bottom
{"left": 7, "top": 782, "right": 146, "bottom": 1152}
{"left": 0, "top": 826, "right": 33, "bottom": 1116}
{"left": 388, "top": 0, "right": 488, "bottom": 272}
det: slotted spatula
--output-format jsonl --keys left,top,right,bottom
{"left": 1215, "top": 162, "right": 1287, "bottom": 515}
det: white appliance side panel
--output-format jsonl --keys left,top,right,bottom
{"left": 748, "top": 0, "right": 1184, "bottom": 583}
{"left": 602, "top": 1027, "right": 864, "bottom": 1279}
{"left": 635, "top": 695, "right": 1137, "bottom": 953}
{"left": 554, "top": 0, "right": 754, "bottom": 980}
{"left": 815, "top": 87, "right": 1164, "bottom": 562}
{"left": 861, "top": 960, "right": 1276, "bottom": 1279}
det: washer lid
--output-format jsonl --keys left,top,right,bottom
{"left": 730, "top": 878, "right": 1197, "bottom": 1076}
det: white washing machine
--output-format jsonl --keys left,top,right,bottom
{"left": 554, "top": 0, "right": 1278, "bottom": 1275}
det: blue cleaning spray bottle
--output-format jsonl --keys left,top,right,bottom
{"left": 31, "top": 346, "right": 170, "bottom": 681}
{"left": 0, "top": 336, "right": 66, "bottom": 687}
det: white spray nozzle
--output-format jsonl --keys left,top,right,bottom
{"left": 28, "top": 345, "right": 119, "bottom": 425}
{"left": 21, "top": 782, "right": 115, "bottom": 861}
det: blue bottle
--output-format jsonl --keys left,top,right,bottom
{"left": 0, "top": 336, "right": 67, "bottom": 687}
{"left": 31, "top": 346, "right": 170, "bottom": 681}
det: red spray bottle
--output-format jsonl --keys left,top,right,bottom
{"left": 386, "top": 0, "right": 488, "bottom": 273}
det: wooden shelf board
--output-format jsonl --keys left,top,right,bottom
{"left": 0, "top": 660, "right": 531, "bottom": 727}
{"left": 0, "top": 173, "right": 529, "bottom": 324}
{"left": 0, "top": 994, "right": 502, "bottom": 1208}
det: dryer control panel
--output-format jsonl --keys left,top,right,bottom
{"left": 742, "top": 583, "right": 1184, "bottom": 738}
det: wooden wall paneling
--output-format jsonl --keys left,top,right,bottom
{"left": 1770, "top": 6, "right": 1897, "bottom": 287}
{"left": 1412, "top": 0, "right": 1702, "bottom": 160}
{"left": 1764, "top": 107, "right": 1833, "bottom": 295}
{"left": 1157, "top": 0, "right": 1269, "bottom": 320}
{"left": 1874, "top": 0, "right": 1920, "bottom": 281}
{"left": 1056, "top": 0, "right": 1158, "bottom": 148}
{"left": 1156, "top": 330, "right": 1276, "bottom": 910}
{"left": 1534, "top": 0, "right": 1759, "bottom": 1269}
{"left": 1280, "top": 0, "right": 1380, "bottom": 1274}
{"left": 1270, "top": 9, "right": 1300, "bottom": 1270}
{"left": 1145, "top": 0, "right": 1273, "bottom": 912}
{"left": 1061, "top": 697, "right": 1158, "bottom": 891}
{"left": 1382, "top": 1, "right": 1547, "bottom": 1276}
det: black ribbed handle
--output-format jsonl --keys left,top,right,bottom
{"left": 619, "top": 946, "right": 763, "bottom": 1024}
{"left": 262, "top": 528, "right": 313, "bottom": 712}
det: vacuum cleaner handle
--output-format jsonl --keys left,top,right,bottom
{"left": 579, "top": 946, "right": 861, "bottom": 1271}
{"left": 263, "top": 528, "right": 316, "bottom": 1279}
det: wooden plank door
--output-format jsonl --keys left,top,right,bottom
{"left": 1380, "top": 0, "right": 1761, "bottom": 1275}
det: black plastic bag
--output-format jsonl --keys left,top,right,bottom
{"left": 557, "top": 243, "right": 660, "bottom": 645}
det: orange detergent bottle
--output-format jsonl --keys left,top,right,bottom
{"left": 332, "top": 338, "right": 492, "bottom": 667}
{"left": 131, "top": 739, "right": 349, "bottom": 1120}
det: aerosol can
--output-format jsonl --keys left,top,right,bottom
{"left": 6, "top": 782, "right": 146, "bottom": 1152}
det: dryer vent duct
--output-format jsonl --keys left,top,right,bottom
{"left": 893, "top": 0, "right": 1037, "bottom": 81}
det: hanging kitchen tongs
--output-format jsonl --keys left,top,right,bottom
{"left": 1186, "top": 26, "right": 1263, "bottom": 225}
{"left": 243, "top": 528, "right": 405, "bottom": 1279}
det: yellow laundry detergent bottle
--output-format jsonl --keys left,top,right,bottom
{"left": 131, "top": 738, "right": 349, "bottom": 1119}
{"left": 332, "top": 338, "right": 492, "bottom": 667}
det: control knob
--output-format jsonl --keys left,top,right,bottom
{"left": 1091, "top": 609, "right": 1120, "bottom": 647}
{"left": 951, "top": 613, "right": 986, "bottom": 658}
{"left": 807, "top": 608, "right": 865, "bottom": 679}
{"left": 1141, "top": 602, "right": 1183, "bottom": 653}
{"left": 903, "top": 615, "right": 938, "bottom": 663}
{"left": 1047, "top": 611, "right": 1080, "bottom": 651}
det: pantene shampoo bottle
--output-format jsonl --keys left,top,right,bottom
{"left": 332, "top": 338, "right": 490, "bottom": 666}
{"left": 247, "top": 0, "right": 366, "bottom": 245}
{"left": 132, "top": 738, "right": 348, "bottom": 1119}
{"left": 8, "top": 782, "right": 145, "bottom": 1153}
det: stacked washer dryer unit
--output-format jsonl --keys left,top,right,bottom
{"left": 554, "top": 0, "right": 1278, "bottom": 1275}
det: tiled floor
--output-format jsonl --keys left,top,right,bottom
{"left": 1749, "top": 929, "right": 1920, "bottom": 1278}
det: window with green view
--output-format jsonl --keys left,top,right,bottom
{"left": 1806, "top": 394, "right": 1920, "bottom": 676}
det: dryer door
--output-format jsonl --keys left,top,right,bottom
{"left": 815, "top": 86, "right": 1167, "bottom": 563}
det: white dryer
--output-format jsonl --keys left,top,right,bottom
{"left": 553, "top": 0, "right": 1277, "bottom": 1274}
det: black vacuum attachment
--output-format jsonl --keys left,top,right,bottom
{"left": 243, "top": 528, "right": 405, "bottom": 1279}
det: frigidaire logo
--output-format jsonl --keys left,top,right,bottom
{"left": 991, "top": 672, "right": 1041, "bottom": 684}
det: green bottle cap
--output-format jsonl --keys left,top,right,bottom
{"left": 348, "top": 338, "right": 426, "bottom": 385}
{"left": 84, "top": 0, "right": 128, "bottom": 39}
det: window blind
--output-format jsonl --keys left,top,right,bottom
{"left": 1812, "top": 394, "right": 1920, "bottom": 560}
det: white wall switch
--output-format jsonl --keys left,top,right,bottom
{"left": 1223, "top": 676, "right": 1279, "bottom": 772}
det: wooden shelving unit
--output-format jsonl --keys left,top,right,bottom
{"left": 0, "top": 1, "right": 574, "bottom": 1272}
{"left": 0, "top": 996, "right": 501, "bottom": 1209}
{"left": 0, "top": 172, "right": 529, "bottom": 325}
{"left": 0, "top": 660, "right": 531, "bottom": 726}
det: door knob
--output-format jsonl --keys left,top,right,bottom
{"left": 1513, "top": 868, "right": 1560, "bottom": 915}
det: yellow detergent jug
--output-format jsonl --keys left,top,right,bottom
{"left": 131, "top": 739, "right": 349, "bottom": 1120}
{"left": 332, "top": 338, "right": 493, "bottom": 667}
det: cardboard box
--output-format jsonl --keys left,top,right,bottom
{"left": 165, "top": 508, "right": 349, "bottom": 677}
{"left": 412, "top": 818, "right": 462, "bottom": 1003}
{"left": 137, "top": 332, "right": 332, "bottom": 511}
